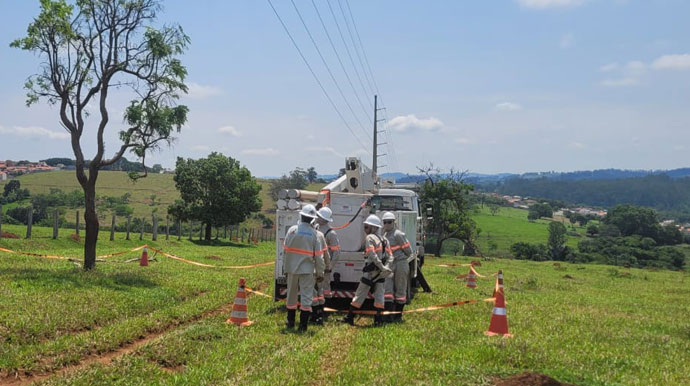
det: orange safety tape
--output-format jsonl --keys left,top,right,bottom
{"left": 430, "top": 263, "right": 473, "bottom": 268}
{"left": 147, "top": 247, "right": 274, "bottom": 269}
{"left": 244, "top": 287, "right": 495, "bottom": 315}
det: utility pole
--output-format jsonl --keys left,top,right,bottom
{"left": 372, "top": 94, "right": 377, "bottom": 174}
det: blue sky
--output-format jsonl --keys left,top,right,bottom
{"left": 1, "top": 0, "right": 689, "bottom": 177}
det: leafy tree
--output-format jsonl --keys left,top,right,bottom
{"left": 3, "top": 180, "right": 21, "bottom": 197}
{"left": 269, "top": 168, "right": 309, "bottom": 200}
{"left": 489, "top": 203, "right": 500, "bottom": 216}
{"left": 547, "top": 221, "right": 568, "bottom": 260}
{"left": 600, "top": 223, "right": 622, "bottom": 237}
{"left": 12, "top": 0, "right": 190, "bottom": 270}
{"left": 528, "top": 202, "right": 553, "bottom": 221}
{"left": 418, "top": 164, "right": 478, "bottom": 257}
{"left": 586, "top": 224, "right": 599, "bottom": 237}
{"left": 604, "top": 204, "right": 659, "bottom": 239}
{"left": 510, "top": 242, "right": 548, "bottom": 261}
{"left": 168, "top": 153, "right": 261, "bottom": 241}
{"left": 306, "top": 167, "right": 318, "bottom": 183}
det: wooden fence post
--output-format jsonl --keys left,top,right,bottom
{"left": 139, "top": 218, "right": 144, "bottom": 240}
{"left": 110, "top": 214, "right": 116, "bottom": 241}
{"left": 53, "top": 209, "right": 59, "bottom": 239}
{"left": 126, "top": 216, "right": 131, "bottom": 240}
{"left": 166, "top": 216, "right": 170, "bottom": 240}
{"left": 177, "top": 219, "right": 181, "bottom": 241}
{"left": 26, "top": 206, "right": 33, "bottom": 239}
{"left": 152, "top": 215, "right": 158, "bottom": 241}
{"left": 75, "top": 210, "right": 80, "bottom": 236}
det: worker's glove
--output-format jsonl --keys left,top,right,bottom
{"left": 324, "top": 269, "right": 332, "bottom": 274}
{"left": 316, "top": 276, "right": 324, "bottom": 283}
{"left": 380, "top": 266, "right": 393, "bottom": 279}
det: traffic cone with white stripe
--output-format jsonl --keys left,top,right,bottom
{"left": 493, "top": 270, "right": 504, "bottom": 297}
{"left": 139, "top": 246, "right": 149, "bottom": 267}
{"left": 466, "top": 266, "right": 478, "bottom": 289}
{"left": 485, "top": 279, "right": 512, "bottom": 337}
{"left": 226, "top": 278, "right": 254, "bottom": 326}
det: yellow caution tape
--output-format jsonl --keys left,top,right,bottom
{"left": 148, "top": 247, "right": 274, "bottom": 269}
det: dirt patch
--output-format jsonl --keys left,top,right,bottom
{"left": 0, "top": 296, "right": 235, "bottom": 386}
{"left": 206, "top": 255, "right": 222, "bottom": 261}
{"left": 70, "top": 233, "right": 81, "bottom": 242}
{"left": 495, "top": 372, "right": 575, "bottom": 386}
{"left": 1, "top": 232, "right": 19, "bottom": 239}
{"left": 563, "top": 275, "right": 574, "bottom": 280}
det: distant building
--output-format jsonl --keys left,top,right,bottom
{"left": 0, "top": 171, "right": 6, "bottom": 181}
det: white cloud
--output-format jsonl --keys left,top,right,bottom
{"left": 241, "top": 147, "right": 279, "bottom": 156}
{"left": 568, "top": 141, "right": 586, "bottom": 149}
{"left": 599, "top": 63, "right": 619, "bottom": 72}
{"left": 651, "top": 54, "right": 690, "bottom": 70}
{"left": 600, "top": 77, "right": 639, "bottom": 87}
{"left": 624, "top": 61, "right": 647, "bottom": 76}
{"left": 0, "top": 125, "right": 70, "bottom": 139}
{"left": 495, "top": 102, "right": 523, "bottom": 111}
{"left": 185, "top": 82, "right": 223, "bottom": 99}
{"left": 388, "top": 114, "right": 444, "bottom": 133}
{"left": 517, "top": 0, "right": 586, "bottom": 9}
{"left": 455, "top": 137, "right": 473, "bottom": 144}
{"left": 217, "top": 126, "right": 242, "bottom": 137}
{"left": 560, "top": 33, "right": 575, "bottom": 49}
{"left": 191, "top": 145, "right": 210, "bottom": 151}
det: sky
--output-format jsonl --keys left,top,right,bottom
{"left": 1, "top": 0, "right": 689, "bottom": 177}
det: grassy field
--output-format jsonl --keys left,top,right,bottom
{"left": 472, "top": 206, "right": 587, "bottom": 256}
{"left": 1, "top": 223, "right": 689, "bottom": 385}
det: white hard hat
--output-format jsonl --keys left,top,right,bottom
{"left": 363, "top": 214, "right": 382, "bottom": 228}
{"left": 317, "top": 207, "right": 333, "bottom": 222}
{"left": 382, "top": 212, "right": 396, "bottom": 221}
{"left": 300, "top": 204, "right": 318, "bottom": 219}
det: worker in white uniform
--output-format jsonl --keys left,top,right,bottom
{"left": 382, "top": 211, "right": 413, "bottom": 322}
{"left": 313, "top": 207, "right": 339, "bottom": 322}
{"left": 283, "top": 204, "right": 325, "bottom": 332}
{"left": 310, "top": 218, "right": 330, "bottom": 325}
{"left": 341, "top": 214, "right": 391, "bottom": 326}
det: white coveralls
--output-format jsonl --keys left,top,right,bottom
{"left": 318, "top": 224, "right": 340, "bottom": 299}
{"left": 351, "top": 233, "right": 390, "bottom": 310}
{"left": 312, "top": 230, "right": 330, "bottom": 306}
{"left": 384, "top": 229, "right": 413, "bottom": 305}
{"left": 283, "top": 222, "right": 325, "bottom": 312}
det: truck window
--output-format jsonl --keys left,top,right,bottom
{"left": 372, "top": 195, "right": 412, "bottom": 211}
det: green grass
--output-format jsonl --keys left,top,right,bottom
{"left": 472, "top": 206, "right": 586, "bottom": 256}
{"left": 1, "top": 224, "right": 689, "bottom": 385}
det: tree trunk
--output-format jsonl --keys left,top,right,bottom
{"left": 83, "top": 182, "right": 99, "bottom": 270}
{"left": 205, "top": 222, "right": 212, "bottom": 241}
{"left": 434, "top": 236, "right": 444, "bottom": 257}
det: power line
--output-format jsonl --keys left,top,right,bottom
{"left": 266, "top": 0, "right": 369, "bottom": 153}
{"left": 290, "top": 0, "right": 372, "bottom": 142}
{"left": 338, "top": 0, "right": 377, "bottom": 98}
{"left": 326, "top": 0, "right": 373, "bottom": 109}
{"left": 311, "top": 0, "right": 372, "bottom": 125}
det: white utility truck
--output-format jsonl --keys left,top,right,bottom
{"left": 274, "top": 157, "right": 427, "bottom": 303}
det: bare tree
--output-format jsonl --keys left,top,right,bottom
{"left": 12, "top": 0, "right": 190, "bottom": 270}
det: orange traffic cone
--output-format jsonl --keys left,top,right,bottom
{"left": 139, "top": 246, "right": 149, "bottom": 267}
{"left": 493, "top": 270, "right": 504, "bottom": 297}
{"left": 227, "top": 278, "right": 254, "bottom": 326}
{"left": 466, "top": 266, "right": 478, "bottom": 289}
{"left": 485, "top": 281, "right": 512, "bottom": 337}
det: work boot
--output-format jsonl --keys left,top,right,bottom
{"left": 374, "top": 310, "right": 384, "bottom": 327}
{"left": 340, "top": 306, "right": 355, "bottom": 326}
{"left": 394, "top": 303, "right": 404, "bottom": 322}
{"left": 285, "top": 309, "right": 296, "bottom": 329}
{"left": 298, "top": 310, "right": 310, "bottom": 332}
{"left": 311, "top": 305, "right": 324, "bottom": 325}
{"left": 384, "top": 302, "right": 395, "bottom": 323}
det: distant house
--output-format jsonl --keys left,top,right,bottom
{"left": 0, "top": 171, "right": 6, "bottom": 181}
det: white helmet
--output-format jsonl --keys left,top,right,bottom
{"left": 363, "top": 214, "right": 382, "bottom": 228}
{"left": 382, "top": 212, "right": 396, "bottom": 222}
{"left": 317, "top": 207, "right": 334, "bottom": 222}
{"left": 300, "top": 204, "right": 318, "bottom": 219}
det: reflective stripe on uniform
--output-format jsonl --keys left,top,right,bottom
{"left": 389, "top": 242, "right": 411, "bottom": 251}
{"left": 283, "top": 246, "right": 314, "bottom": 256}
{"left": 365, "top": 246, "right": 383, "bottom": 253}
{"left": 493, "top": 307, "right": 506, "bottom": 316}
{"left": 328, "top": 245, "right": 341, "bottom": 251}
